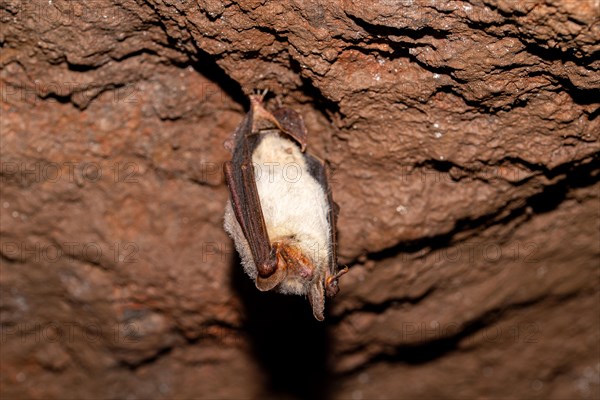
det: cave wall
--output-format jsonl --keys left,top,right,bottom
{"left": 1, "top": 1, "right": 599, "bottom": 399}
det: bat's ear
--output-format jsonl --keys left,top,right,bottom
{"left": 308, "top": 280, "right": 325, "bottom": 321}
{"left": 255, "top": 266, "right": 287, "bottom": 292}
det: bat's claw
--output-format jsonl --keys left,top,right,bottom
{"left": 325, "top": 266, "right": 348, "bottom": 297}
{"left": 251, "top": 88, "right": 269, "bottom": 103}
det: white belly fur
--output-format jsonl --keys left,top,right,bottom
{"left": 224, "top": 133, "right": 331, "bottom": 295}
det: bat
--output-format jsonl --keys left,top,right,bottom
{"left": 223, "top": 92, "right": 348, "bottom": 321}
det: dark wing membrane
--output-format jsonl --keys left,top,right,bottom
{"left": 224, "top": 112, "right": 276, "bottom": 277}
{"left": 224, "top": 104, "right": 254, "bottom": 154}
{"left": 304, "top": 153, "right": 339, "bottom": 278}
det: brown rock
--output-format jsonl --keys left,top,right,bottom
{"left": 1, "top": 0, "right": 598, "bottom": 399}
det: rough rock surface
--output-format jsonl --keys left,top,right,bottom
{"left": 1, "top": 0, "right": 599, "bottom": 399}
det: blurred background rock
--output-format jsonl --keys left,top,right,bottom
{"left": 1, "top": 1, "right": 598, "bottom": 399}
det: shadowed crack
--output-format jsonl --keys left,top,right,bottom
{"left": 331, "top": 286, "right": 437, "bottom": 323}
{"left": 346, "top": 13, "right": 451, "bottom": 41}
{"left": 118, "top": 344, "right": 177, "bottom": 371}
{"left": 362, "top": 154, "right": 599, "bottom": 264}
{"left": 337, "top": 290, "right": 593, "bottom": 375}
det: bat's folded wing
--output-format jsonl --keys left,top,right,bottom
{"left": 223, "top": 117, "right": 279, "bottom": 284}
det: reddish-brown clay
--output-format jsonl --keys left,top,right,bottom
{"left": 1, "top": 1, "right": 598, "bottom": 399}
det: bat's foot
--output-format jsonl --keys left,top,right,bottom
{"left": 251, "top": 88, "right": 269, "bottom": 103}
{"left": 325, "top": 266, "right": 348, "bottom": 297}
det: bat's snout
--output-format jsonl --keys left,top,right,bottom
{"left": 274, "top": 241, "right": 315, "bottom": 281}
{"left": 254, "top": 241, "right": 317, "bottom": 292}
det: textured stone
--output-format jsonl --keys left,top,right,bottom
{"left": 1, "top": 0, "right": 599, "bottom": 399}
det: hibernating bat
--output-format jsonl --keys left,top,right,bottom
{"left": 223, "top": 93, "right": 347, "bottom": 321}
